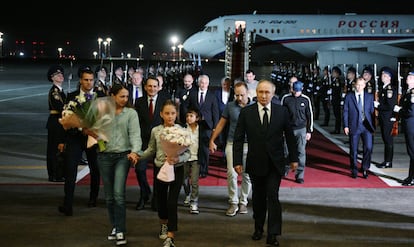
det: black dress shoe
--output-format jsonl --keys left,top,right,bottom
{"left": 362, "top": 170, "right": 368, "bottom": 179}
{"left": 58, "top": 206, "right": 73, "bottom": 216}
{"left": 88, "top": 198, "right": 97, "bottom": 207}
{"left": 376, "top": 162, "right": 392, "bottom": 168}
{"left": 135, "top": 199, "right": 145, "bottom": 210}
{"left": 266, "top": 234, "right": 280, "bottom": 246}
{"left": 402, "top": 177, "right": 414, "bottom": 186}
{"left": 251, "top": 230, "right": 263, "bottom": 240}
{"left": 199, "top": 173, "right": 207, "bottom": 178}
{"left": 351, "top": 172, "right": 357, "bottom": 179}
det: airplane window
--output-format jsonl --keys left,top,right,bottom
{"left": 277, "top": 29, "right": 280, "bottom": 34}
{"left": 212, "top": 26, "right": 217, "bottom": 32}
{"left": 205, "top": 26, "right": 211, "bottom": 32}
{"left": 259, "top": 29, "right": 263, "bottom": 33}
{"left": 265, "top": 29, "right": 268, "bottom": 33}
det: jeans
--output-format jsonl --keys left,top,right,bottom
{"left": 225, "top": 142, "right": 251, "bottom": 206}
{"left": 97, "top": 151, "right": 130, "bottom": 233}
{"left": 183, "top": 160, "right": 200, "bottom": 203}
{"left": 293, "top": 128, "right": 307, "bottom": 180}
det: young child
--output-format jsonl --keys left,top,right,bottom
{"left": 139, "top": 99, "right": 190, "bottom": 247}
{"left": 182, "top": 107, "right": 201, "bottom": 214}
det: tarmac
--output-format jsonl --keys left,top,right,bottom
{"left": 0, "top": 60, "right": 413, "bottom": 247}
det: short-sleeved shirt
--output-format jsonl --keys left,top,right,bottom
{"left": 222, "top": 100, "right": 251, "bottom": 142}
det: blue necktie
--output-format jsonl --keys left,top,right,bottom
{"left": 358, "top": 94, "right": 364, "bottom": 121}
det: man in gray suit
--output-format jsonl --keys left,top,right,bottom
{"left": 233, "top": 80, "right": 298, "bottom": 246}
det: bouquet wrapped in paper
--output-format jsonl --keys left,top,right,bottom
{"left": 59, "top": 94, "right": 115, "bottom": 151}
{"left": 157, "top": 126, "right": 193, "bottom": 182}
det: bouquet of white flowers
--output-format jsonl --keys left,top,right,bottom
{"left": 157, "top": 126, "right": 193, "bottom": 182}
{"left": 59, "top": 94, "right": 115, "bottom": 151}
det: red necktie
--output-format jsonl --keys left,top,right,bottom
{"left": 149, "top": 98, "right": 154, "bottom": 120}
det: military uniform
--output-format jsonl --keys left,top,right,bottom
{"left": 330, "top": 66, "right": 344, "bottom": 134}
{"left": 46, "top": 65, "right": 66, "bottom": 182}
{"left": 396, "top": 71, "right": 414, "bottom": 185}
{"left": 376, "top": 67, "right": 398, "bottom": 168}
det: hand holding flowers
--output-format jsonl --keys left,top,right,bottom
{"left": 59, "top": 94, "right": 115, "bottom": 151}
{"left": 157, "top": 126, "right": 193, "bottom": 182}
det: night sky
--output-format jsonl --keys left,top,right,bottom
{"left": 1, "top": 0, "right": 410, "bottom": 59}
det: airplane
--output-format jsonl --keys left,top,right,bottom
{"left": 182, "top": 13, "right": 414, "bottom": 71}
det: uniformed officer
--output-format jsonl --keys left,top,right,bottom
{"left": 320, "top": 66, "right": 331, "bottom": 126}
{"left": 94, "top": 65, "right": 109, "bottom": 97}
{"left": 345, "top": 67, "right": 357, "bottom": 94}
{"left": 330, "top": 66, "right": 345, "bottom": 134}
{"left": 392, "top": 69, "right": 414, "bottom": 186}
{"left": 375, "top": 67, "right": 398, "bottom": 168}
{"left": 362, "top": 66, "right": 376, "bottom": 95}
{"left": 46, "top": 65, "right": 66, "bottom": 182}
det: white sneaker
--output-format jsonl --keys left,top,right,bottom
{"left": 190, "top": 203, "right": 199, "bottom": 214}
{"left": 107, "top": 227, "right": 116, "bottom": 240}
{"left": 163, "top": 237, "right": 176, "bottom": 247}
{"left": 183, "top": 195, "right": 190, "bottom": 206}
{"left": 159, "top": 223, "right": 168, "bottom": 240}
{"left": 239, "top": 204, "right": 248, "bottom": 214}
{"left": 226, "top": 204, "right": 239, "bottom": 217}
{"left": 115, "top": 232, "right": 127, "bottom": 246}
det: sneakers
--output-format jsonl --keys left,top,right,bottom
{"left": 163, "top": 237, "right": 176, "bottom": 247}
{"left": 159, "top": 224, "right": 168, "bottom": 240}
{"left": 183, "top": 195, "right": 190, "bottom": 206}
{"left": 190, "top": 203, "right": 199, "bottom": 214}
{"left": 107, "top": 228, "right": 116, "bottom": 240}
{"left": 115, "top": 232, "right": 127, "bottom": 246}
{"left": 226, "top": 204, "right": 239, "bottom": 217}
{"left": 239, "top": 204, "right": 248, "bottom": 214}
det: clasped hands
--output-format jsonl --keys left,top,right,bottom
{"left": 128, "top": 152, "right": 139, "bottom": 166}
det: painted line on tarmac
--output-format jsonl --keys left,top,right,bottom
{"left": 0, "top": 93, "right": 48, "bottom": 102}
{"left": 0, "top": 85, "right": 49, "bottom": 93}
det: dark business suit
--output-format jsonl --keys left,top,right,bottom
{"left": 233, "top": 102, "right": 297, "bottom": 237}
{"left": 134, "top": 93, "right": 168, "bottom": 209}
{"left": 343, "top": 91, "right": 375, "bottom": 176}
{"left": 188, "top": 89, "right": 220, "bottom": 176}
{"left": 61, "top": 90, "right": 100, "bottom": 211}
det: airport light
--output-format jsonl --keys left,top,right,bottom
{"left": 57, "top": 47, "right": 63, "bottom": 58}
{"left": 127, "top": 53, "right": 131, "bottom": 58}
{"left": 93, "top": 51, "right": 98, "bottom": 59}
{"left": 97, "top": 37, "right": 103, "bottom": 59}
{"left": 106, "top": 37, "right": 112, "bottom": 57}
{"left": 138, "top": 43, "right": 144, "bottom": 59}
{"left": 177, "top": 44, "right": 183, "bottom": 61}
{"left": 171, "top": 46, "right": 176, "bottom": 61}
{"left": 103, "top": 41, "right": 108, "bottom": 57}
{"left": 0, "top": 32, "right": 3, "bottom": 58}
{"left": 170, "top": 35, "right": 178, "bottom": 60}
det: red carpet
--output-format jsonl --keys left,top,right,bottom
{"left": 78, "top": 130, "right": 390, "bottom": 188}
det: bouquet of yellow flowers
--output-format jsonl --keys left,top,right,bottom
{"left": 157, "top": 126, "right": 193, "bottom": 182}
{"left": 59, "top": 93, "right": 115, "bottom": 151}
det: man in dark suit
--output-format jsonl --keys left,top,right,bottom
{"left": 175, "top": 73, "right": 197, "bottom": 125}
{"left": 134, "top": 75, "right": 168, "bottom": 210}
{"left": 343, "top": 77, "right": 375, "bottom": 179}
{"left": 233, "top": 80, "right": 298, "bottom": 246}
{"left": 128, "top": 71, "right": 145, "bottom": 106}
{"left": 188, "top": 74, "right": 220, "bottom": 178}
{"left": 58, "top": 67, "right": 101, "bottom": 216}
